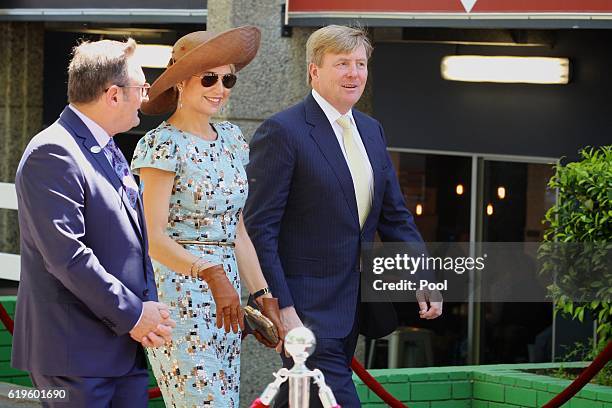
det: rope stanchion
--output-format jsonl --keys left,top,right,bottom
{"left": 351, "top": 357, "right": 407, "bottom": 408}
{"left": 542, "top": 340, "right": 612, "bottom": 408}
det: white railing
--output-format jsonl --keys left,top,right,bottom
{"left": 0, "top": 182, "right": 20, "bottom": 281}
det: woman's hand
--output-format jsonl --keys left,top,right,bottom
{"left": 254, "top": 297, "right": 286, "bottom": 352}
{"left": 199, "top": 264, "right": 244, "bottom": 333}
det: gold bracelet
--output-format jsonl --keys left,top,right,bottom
{"left": 189, "top": 257, "right": 207, "bottom": 278}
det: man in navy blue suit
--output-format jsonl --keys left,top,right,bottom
{"left": 244, "top": 25, "right": 442, "bottom": 406}
{"left": 13, "top": 38, "right": 175, "bottom": 407}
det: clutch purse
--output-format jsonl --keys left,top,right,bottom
{"left": 244, "top": 305, "right": 279, "bottom": 345}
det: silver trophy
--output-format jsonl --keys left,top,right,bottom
{"left": 251, "top": 327, "right": 340, "bottom": 408}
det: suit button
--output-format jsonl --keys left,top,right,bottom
{"left": 143, "top": 289, "right": 149, "bottom": 297}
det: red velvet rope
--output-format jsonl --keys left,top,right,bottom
{"left": 542, "top": 340, "right": 612, "bottom": 408}
{"left": 351, "top": 357, "right": 407, "bottom": 407}
{"left": 148, "top": 387, "right": 161, "bottom": 399}
{"left": 0, "top": 303, "right": 13, "bottom": 335}
{"left": 249, "top": 397, "right": 269, "bottom": 407}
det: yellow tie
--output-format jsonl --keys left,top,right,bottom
{"left": 337, "top": 115, "right": 371, "bottom": 228}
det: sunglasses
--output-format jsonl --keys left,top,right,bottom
{"left": 194, "top": 73, "right": 237, "bottom": 89}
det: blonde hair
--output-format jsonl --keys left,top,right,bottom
{"left": 306, "top": 25, "right": 372, "bottom": 84}
{"left": 68, "top": 38, "right": 137, "bottom": 104}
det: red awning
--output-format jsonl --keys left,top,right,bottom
{"left": 285, "top": 0, "right": 612, "bottom": 29}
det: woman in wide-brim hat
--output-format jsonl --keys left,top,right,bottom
{"left": 131, "top": 26, "right": 285, "bottom": 407}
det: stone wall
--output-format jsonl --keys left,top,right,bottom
{"left": 0, "top": 23, "right": 44, "bottom": 254}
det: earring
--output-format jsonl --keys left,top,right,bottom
{"left": 177, "top": 87, "right": 183, "bottom": 109}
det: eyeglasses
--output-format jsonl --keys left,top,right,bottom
{"left": 119, "top": 83, "right": 151, "bottom": 97}
{"left": 193, "top": 73, "right": 237, "bottom": 89}
{"left": 105, "top": 83, "right": 151, "bottom": 97}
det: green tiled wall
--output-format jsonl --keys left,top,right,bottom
{"left": 354, "top": 363, "right": 612, "bottom": 407}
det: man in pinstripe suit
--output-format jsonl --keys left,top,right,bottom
{"left": 244, "top": 25, "right": 442, "bottom": 407}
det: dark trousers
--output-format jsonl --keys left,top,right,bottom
{"left": 29, "top": 348, "right": 149, "bottom": 408}
{"left": 274, "top": 320, "right": 361, "bottom": 408}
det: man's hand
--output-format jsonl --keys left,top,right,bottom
{"left": 129, "top": 301, "right": 176, "bottom": 347}
{"left": 280, "top": 306, "right": 303, "bottom": 332}
{"left": 416, "top": 290, "right": 443, "bottom": 320}
{"left": 280, "top": 306, "right": 304, "bottom": 356}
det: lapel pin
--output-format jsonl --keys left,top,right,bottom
{"left": 90, "top": 146, "right": 102, "bottom": 154}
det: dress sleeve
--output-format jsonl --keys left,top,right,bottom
{"left": 225, "top": 122, "right": 250, "bottom": 166}
{"left": 131, "top": 126, "right": 181, "bottom": 175}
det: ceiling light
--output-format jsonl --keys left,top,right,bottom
{"left": 441, "top": 55, "right": 570, "bottom": 84}
{"left": 416, "top": 204, "right": 423, "bottom": 216}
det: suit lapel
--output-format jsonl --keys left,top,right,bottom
{"left": 58, "top": 107, "right": 144, "bottom": 244}
{"left": 136, "top": 196, "right": 148, "bottom": 250}
{"left": 305, "top": 95, "right": 360, "bottom": 226}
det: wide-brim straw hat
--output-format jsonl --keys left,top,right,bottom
{"left": 141, "top": 25, "right": 261, "bottom": 115}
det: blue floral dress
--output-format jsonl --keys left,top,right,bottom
{"left": 131, "top": 121, "right": 249, "bottom": 407}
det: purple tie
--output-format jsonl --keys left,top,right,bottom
{"left": 104, "top": 138, "right": 139, "bottom": 209}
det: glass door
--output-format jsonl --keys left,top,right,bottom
{"left": 366, "top": 151, "right": 472, "bottom": 368}
{"left": 478, "top": 159, "right": 556, "bottom": 363}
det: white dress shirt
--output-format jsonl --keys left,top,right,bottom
{"left": 69, "top": 104, "right": 111, "bottom": 150}
{"left": 311, "top": 89, "right": 374, "bottom": 201}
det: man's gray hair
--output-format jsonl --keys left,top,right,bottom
{"left": 306, "top": 25, "right": 372, "bottom": 84}
{"left": 67, "top": 38, "right": 137, "bottom": 104}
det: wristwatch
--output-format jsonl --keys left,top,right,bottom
{"left": 252, "top": 287, "right": 271, "bottom": 299}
